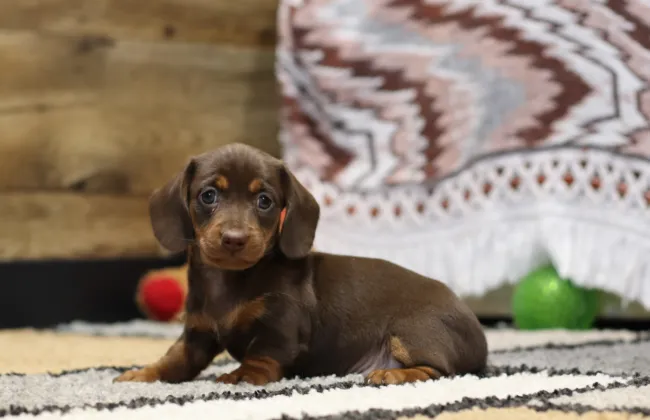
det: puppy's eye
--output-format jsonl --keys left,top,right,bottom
{"left": 257, "top": 193, "right": 273, "bottom": 211}
{"left": 199, "top": 187, "right": 219, "bottom": 206}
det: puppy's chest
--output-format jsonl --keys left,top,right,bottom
{"left": 184, "top": 291, "right": 266, "bottom": 340}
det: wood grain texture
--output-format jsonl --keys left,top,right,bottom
{"left": 0, "top": 0, "right": 280, "bottom": 260}
{"left": 0, "top": 192, "right": 162, "bottom": 260}
{"left": 0, "top": 0, "right": 278, "bottom": 47}
{"left": 0, "top": 32, "right": 280, "bottom": 194}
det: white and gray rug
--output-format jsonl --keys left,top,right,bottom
{"left": 2, "top": 321, "right": 650, "bottom": 419}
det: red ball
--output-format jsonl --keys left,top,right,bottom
{"left": 140, "top": 276, "right": 185, "bottom": 321}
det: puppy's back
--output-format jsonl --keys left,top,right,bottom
{"left": 310, "top": 252, "right": 458, "bottom": 307}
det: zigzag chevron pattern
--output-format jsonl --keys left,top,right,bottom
{"left": 278, "top": 0, "right": 650, "bottom": 188}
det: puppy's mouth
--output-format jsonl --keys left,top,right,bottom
{"left": 198, "top": 241, "right": 264, "bottom": 271}
{"left": 201, "top": 253, "right": 259, "bottom": 270}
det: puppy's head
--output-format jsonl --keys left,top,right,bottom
{"left": 149, "top": 143, "right": 320, "bottom": 270}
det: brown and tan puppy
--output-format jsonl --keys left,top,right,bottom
{"left": 114, "top": 143, "right": 487, "bottom": 386}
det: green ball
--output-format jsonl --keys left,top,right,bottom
{"left": 512, "top": 266, "right": 601, "bottom": 330}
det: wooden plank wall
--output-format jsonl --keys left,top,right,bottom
{"left": 0, "top": 0, "right": 280, "bottom": 261}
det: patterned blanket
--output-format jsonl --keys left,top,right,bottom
{"left": 1, "top": 321, "right": 650, "bottom": 419}
{"left": 277, "top": 0, "right": 650, "bottom": 307}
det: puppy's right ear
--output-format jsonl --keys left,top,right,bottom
{"left": 149, "top": 160, "right": 197, "bottom": 253}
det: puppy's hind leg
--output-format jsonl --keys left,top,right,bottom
{"left": 366, "top": 335, "right": 449, "bottom": 385}
{"left": 366, "top": 312, "right": 487, "bottom": 385}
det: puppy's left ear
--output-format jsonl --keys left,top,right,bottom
{"left": 278, "top": 166, "right": 320, "bottom": 259}
{"left": 149, "top": 160, "right": 197, "bottom": 253}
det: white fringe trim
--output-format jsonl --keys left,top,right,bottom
{"left": 293, "top": 148, "right": 650, "bottom": 309}
{"left": 313, "top": 206, "right": 650, "bottom": 309}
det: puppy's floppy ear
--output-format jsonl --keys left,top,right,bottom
{"left": 278, "top": 166, "right": 320, "bottom": 259}
{"left": 149, "top": 160, "right": 197, "bottom": 253}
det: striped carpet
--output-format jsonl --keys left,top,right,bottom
{"left": 1, "top": 321, "right": 649, "bottom": 419}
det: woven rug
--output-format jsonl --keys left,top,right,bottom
{"left": 1, "top": 321, "right": 650, "bottom": 419}
{"left": 277, "top": 0, "right": 650, "bottom": 308}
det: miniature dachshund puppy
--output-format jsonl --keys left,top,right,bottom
{"left": 115, "top": 143, "right": 487, "bottom": 386}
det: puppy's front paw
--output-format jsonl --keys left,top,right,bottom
{"left": 215, "top": 367, "right": 271, "bottom": 386}
{"left": 113, "top": 368, "right": 160, "bottom": 383}
{"left": 215, "top": 371, "right": 243, "bottom": 385}
{"left": 215, "top": 357, "right": 282, "bottom": 386}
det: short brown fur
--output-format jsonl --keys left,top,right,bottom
{"left": 248, "top": 178, "right": 263, "bottom": 194}
{"left": 223, "top": 297, "right": 266, "bottom": 331}
{"left": 115, "top": 143, "right": 487, "bottom": 386}
{"left": 389, "top": 336, "right": 412, "bottom": 365}
{"left": 184, "top": 312, "right": 216, "bottom": 333}
{"left": 114, "top": 339, "right": 214, "bottom": 384}
{"left": 367, "top": 366, "right": 441, "bottom": 385}
{"left": 216, "top": 356, "right": 282, "bottom": 386}
{"left": 215, "top": 175, "right": 229, "bottom": 190}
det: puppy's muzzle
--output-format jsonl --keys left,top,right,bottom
{"left": 220, "top": 229, "right": 249, "bottom": 253}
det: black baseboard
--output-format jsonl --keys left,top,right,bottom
{"left": 0, "top": 255, "right": 185, "bottom": 329}
{"left": 480, "top": 316, "right": 650, "bottom": 331}
{"left": 2, "top": 258, "right": 649, "bottom": 330}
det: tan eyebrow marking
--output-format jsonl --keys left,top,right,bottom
{"left": 248, "top": 178, "right": 263, "bottom": 194}
{"left": 215, "top": 175, "right": 229, "bottom": 190}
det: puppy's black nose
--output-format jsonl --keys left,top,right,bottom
{"left": 221, "top": 229, "right": 249, "bottom": 252}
